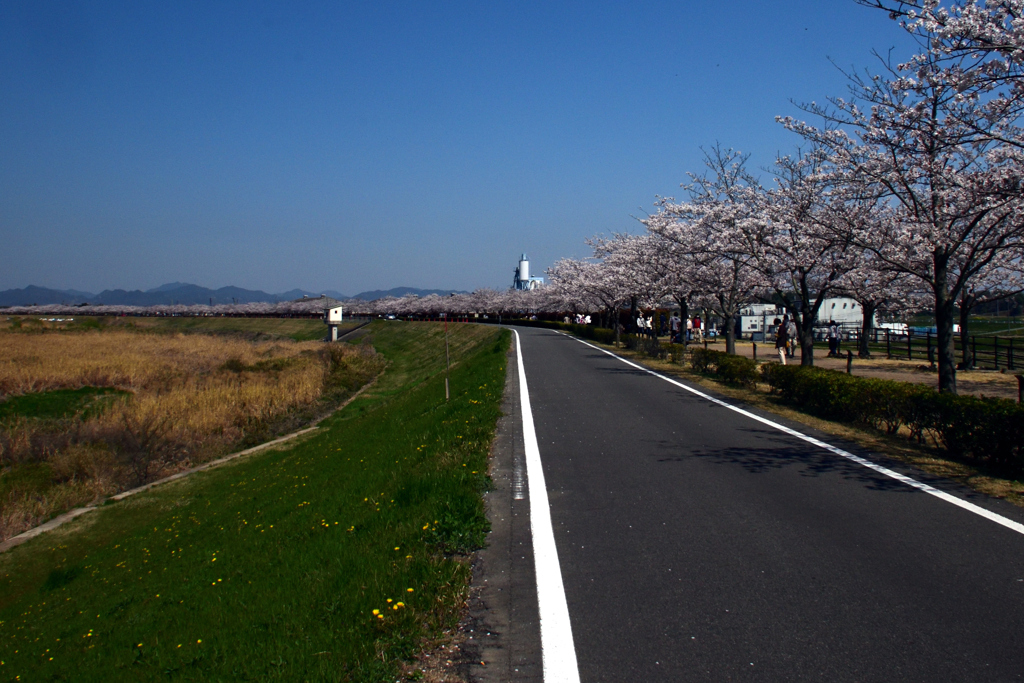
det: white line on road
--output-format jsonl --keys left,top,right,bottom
{"left": 514, "top": 330, "right": 581, "bottom": 683}
{"left": 564, "top": 333, "right": 1024, "bottom": 538}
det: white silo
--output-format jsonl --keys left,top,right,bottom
{"left": 519, "top": 253, "right": 530, "bottom": 283}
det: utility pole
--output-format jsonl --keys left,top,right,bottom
{"left": 444, "top": 313, "right": 451, "bottom": 401}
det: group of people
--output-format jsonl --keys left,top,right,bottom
{"left": 563, "top": 314, "right": 592, "bottom": 325}
{"left": 773, "top": 317, "right": 844, "bottom": 364}
{"left": 773, "top": 316, "right": 798, "bottom": 365}
{"left": 665, "top": 314, "right": 705, "bottom": 344}
{"left": 635, "top": 314, "right": 656, "bottom": 339}
{"left": 630, "top": 312, "right": 710, "bottom": 343}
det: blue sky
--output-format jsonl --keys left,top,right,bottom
{"left": 1, "top": 1, "right": 907, "bottom": 294}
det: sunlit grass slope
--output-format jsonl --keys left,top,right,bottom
{"left": 0, "top": 321, "right": 509, "bottom": 681}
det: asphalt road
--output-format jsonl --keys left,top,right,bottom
{"left": 487, "top": 326, "right": 1024, "bottom": 682}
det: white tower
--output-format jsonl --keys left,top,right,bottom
{"left": 518, "top": 253, "right": 530, "bottom": 283}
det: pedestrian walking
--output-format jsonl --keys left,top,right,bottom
{"left": 669, "top": 313, "right": 681, "bottom": 343}
{"left": 786, "top": 316, "right": 798, "bottom": 359}
{"left": 685, "top": 317, "right": 693, "bottom": 342}
{"left": 827, "top": 320, "right": 840, "bottom": 357}
{"left": 774, "top": 317, "right": 789, "bottom": 365}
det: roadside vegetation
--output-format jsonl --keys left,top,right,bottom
{"left": 1, "top": 314, "right": 359, "bottom": 342}
{"left": 0, "top": 321, "right": 508, "bottom": 681}
{"left": 0, "top": 318, "right": 382, "bottom": 541}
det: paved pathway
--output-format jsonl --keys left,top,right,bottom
{"left": 473, "top": 327, "right": 1024, "bottom": 682}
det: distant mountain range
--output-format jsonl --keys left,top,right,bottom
{"left": 0, "top": 284, "right": 468, "bottom": 307}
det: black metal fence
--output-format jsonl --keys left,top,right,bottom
{"left": 859, "top": 329, "right": 1020, "bottom": 370}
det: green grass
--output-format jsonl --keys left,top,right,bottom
{"left": 907, "top": 313, "right": 1024, "bottom": 338}
{"left": 0, "top": 322, "right": 509, "bottom": 681}
{"left": 0, "top": 462, "right": 55, "bottom": 503}
{"left": 0, "top": 387, "right": 130, "bottom": 422}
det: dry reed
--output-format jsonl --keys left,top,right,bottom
{"left": 0, "top": 329, "right": 378, "bottom": 540}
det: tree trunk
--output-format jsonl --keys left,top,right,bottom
{"left": 958, "top": 293, "right": 974, "bottom": 370}
{"left": 859, "top": 301, "right": 877, "bottom": 359}
{"left": 676, "top": 296, "right": 689, "bottom": 346}
{"left": 799, "top": 319, "right": 815, "bottom": 366}
{"left": 796, "top": 275, "right": 825, "bottom": 367}
{"left": 934, "top": 257, "right": 958, "bottom": 394}
{"left": 724, "top": 312, "right": 736, "bottom": 355}
{"left": 628, "top": 297, "right": 638, "bottom": 334}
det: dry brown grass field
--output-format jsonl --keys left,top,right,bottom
{"left": 0, "top": 327, "right": 384, "bottom": 540}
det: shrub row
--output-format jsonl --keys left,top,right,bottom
{"left": 760, "top": 363, "right": 1024, "bottom": 475}
{"left": 623, "top": 334, "right": 667, "bottom": 358}
{"left": 687, "top": 348, "right": 760, "bottom": 388}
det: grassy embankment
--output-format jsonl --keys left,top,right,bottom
{"left": 0, "top": 320, "right": 508, "bottom": 681}
{"left": 0, "top": 317, "right": 380, "bottom": 540}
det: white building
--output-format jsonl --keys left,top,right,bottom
{"left": 512, "top": 253, "right": 545, "bottom": 290}
{"left": 739, "top": 303, "right": 785, "bottom": 335}
{"left": 817, "top": 297, "right": 868, "bottom": 325}
{"left": 739, "top": 297, "right": 874, "bottom": 337}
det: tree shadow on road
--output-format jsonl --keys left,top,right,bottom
{"left": 644, "top": 432, "right": 913, "bottom": 493}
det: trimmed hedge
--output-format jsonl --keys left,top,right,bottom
{"left": 688, "top": 348, "right": 759, "bottom": 388}
{"left": 760, "top": 363, "right": 1024, "bottom": 475}
{"left": 623, "top": 334, "right": 667, "bottom": 358}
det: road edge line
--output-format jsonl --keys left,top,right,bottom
{"left": 514, "top": 329, "right": 581, "bottom": 682}
{"left": 563, "top": 333, "right": 1024, "bottom": 538}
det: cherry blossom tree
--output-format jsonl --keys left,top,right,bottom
{"left": 547, "top": 257, "right": 631, "bottom": 338}
{"left": 644, "top": 146, "right": 767, "bottom": 354}
{"left": 740, "top": 149, "right": 865, "bottom": 364}
{"left": 781, "top": 27, "right": 1024, "bottom": 392}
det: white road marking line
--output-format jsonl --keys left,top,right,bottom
{"left": 563, "top": 333, "right": 1024, "bottom": 538}
{"left": 515, "top": 330, "right": 581, "bottom": 683}
{"left": 513, "top": 452, "right": 526, "bottom": 501}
